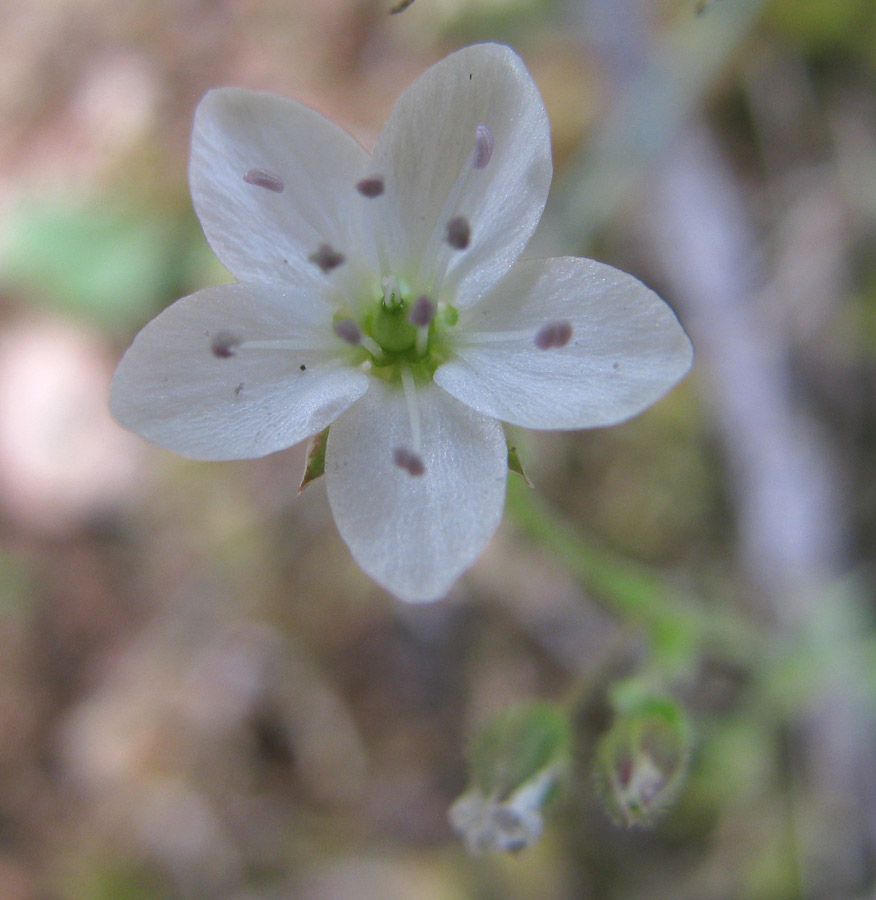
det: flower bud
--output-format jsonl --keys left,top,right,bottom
{"left": 594, "top": 695, "right": 692, "bottom": 827}
{"left": 449, "top": 703, "right": 571, "bottom": 854}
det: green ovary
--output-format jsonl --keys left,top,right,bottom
{"left": 371, "top": 302, "right": 417, "bottom": 352}
{"left": 356, "top": 289, "right": 457, "bottom": 384}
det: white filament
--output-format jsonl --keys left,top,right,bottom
{"left": 400, "top": 366, "right": 422, "bottom": 454}
{"left": 416, "top": 124, "right": 492, "bottom": 296}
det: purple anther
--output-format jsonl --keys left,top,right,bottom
{"left": 333, "top": 318, "right": 362, "bottom": 345}
{"left": 211, "top": 331, "right": 241, "bottom": 358}
{"left": 393, "top": 447, "right": 426, "bottom": 477}
{"left": 406, "top": 454, "right": 426, "bottom": 476}
{"left": 473, "top": 124, "right": 494, "bottom": 170}
{"left": 356, "top": 176, "right": 385, "bottom": 198}
{"left": 534, "top": 320, "right": 573, "bottom": 350}
{"left": 408, "top": 295, "right": 435, "bottom": 327}
{"left": 309, "top": 243, "right": 346, "bottom": 273}
{"left": 446, "top": 216, "right": 471, "bottom": 250}
{"left": 243, "top": 168, "right": 285, "bottom": 193}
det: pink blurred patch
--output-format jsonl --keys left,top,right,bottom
{"left": 0, "top": 317, "right": 141, "bottom": 535}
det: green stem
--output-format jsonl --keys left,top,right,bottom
{"left": 505, "top": 478, "right": 762, "bottom": 673}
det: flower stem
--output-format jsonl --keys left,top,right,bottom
{"left": 504, "top": 478, "right": 762, "bottom": 673}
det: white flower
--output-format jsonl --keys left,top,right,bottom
{"left": 110, "top": 44, "right": 693, "bottom": 602}
{"left": 449, "top": 767, "right": 559, "bottom": 855}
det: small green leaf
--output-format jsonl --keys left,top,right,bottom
{"left": 470, "top": 702, "right": 570, "bottom": 799}
{"left": 299, "top": 427, "right": 330, "bottom": 492}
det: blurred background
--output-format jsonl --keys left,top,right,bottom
{"left": 1, "top": 0, "right": 876, "bottom": 897}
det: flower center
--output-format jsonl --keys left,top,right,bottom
{"left": 339, "top": 280, "right": 457, "bottom": 385}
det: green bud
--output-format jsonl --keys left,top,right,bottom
{"left": 449, "top": 703, "right": 571, "bottom": 854}
{"left": 594, "top": 695, "right": 692, "bottom": 828}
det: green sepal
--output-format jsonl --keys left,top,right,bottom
{"left": 507, "top": 440, "right": 533, "bottom": 486}
{"left": 299, "top": 426, "right": 330, "bottom": 493}
{"left": 470, "top": 702, "right": 571, "bottom": 800}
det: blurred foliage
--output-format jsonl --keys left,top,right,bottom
{"left": 1, "top": 199, "right": 218, "bottom": 333}
{"left": 766, "top": 0, "right": 876, "bottom": 59}
{"left": 437, "top": 0, "right": 555, "bottom": 45}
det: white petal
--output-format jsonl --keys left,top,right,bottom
{"left": 325, "top": 380, "right": 506, "bottom": 602}
{"left": 371, "top": 44, "right": 552, "bottom": 306}
{"left": 110, "top": 283, "right": 368, "bottom": 460}
{"left": 190, "top": 89, "right": 374, "bottom": 288}
{"left": 434, "top": 257, "right": 693, "bottom": 430}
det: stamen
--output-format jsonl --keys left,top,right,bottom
{"left": 446, "top": 216, "right": 471, "bottom": 250}
{"left": 408, "top": 295, "right": 435, "bottom": 327}
{"left": 534, "top": 320, "right": 574, "bottom": 350}
{"left": 211, "top": 331, "right": 241, "bottom": 358}
{"left": 237, "top": 339, "right": 313, "bottom": 351}
{"left": 358, "top": 180, "right": 390, "bottom": 275}
{"left": 416, "top": 124, "right": 491, "bottom": 292}
{"left": 309, "top": 244, "right": 346, "bottom": 273}
{"left": 333, "top": 318, "right": 362, "bottom": 344}
{"left": 473, "top": 124, "right": 494, "bottom": 169}
{"left": 332, "top": 318, "right": 382, "bottom": 357}
{"left": 400, "top": 366, "right": 423, "bottom": 462}
{"left": 409, "top": 295, "right": 435, "bottom": 357}
{"left": 356, "top": 176, "right": 385, "bottom": 198}
{"left": 243, "top": 168, "right": 285, "bottom": 193}
{"left": 393, "top": 447, "right": 426, "bottom": 477}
